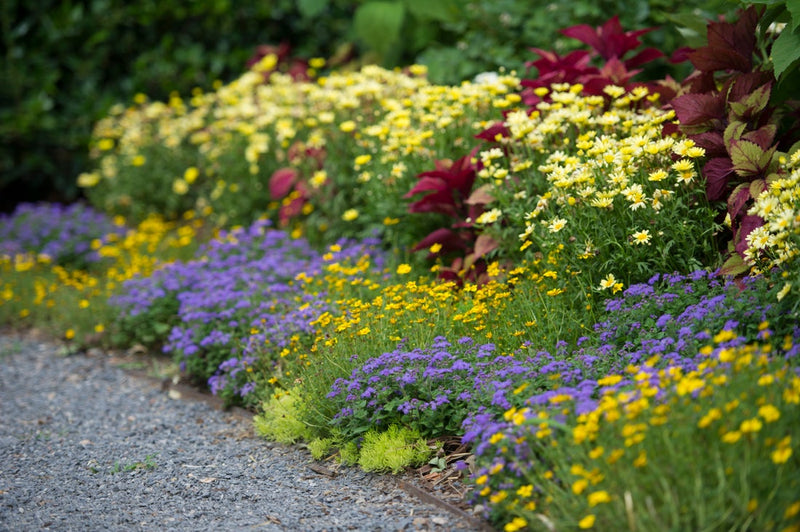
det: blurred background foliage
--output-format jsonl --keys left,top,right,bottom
{"left": 1, "top": 0, "right": 735, "bottom": 213}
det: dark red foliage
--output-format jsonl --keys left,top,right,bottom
{"left": 667, "top": 5, "right": 799, "bottom": 273}
{"left": 520, "top": 15, "right": 672, "bottom": 105}
{"left": 404, "top": 148, "right": 498, "bottom": 284}
{"left": 245, "top": 42, "right": 310, "bottom": 82}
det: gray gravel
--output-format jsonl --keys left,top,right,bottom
{"left": 0, "top": 335, "right": 486, "bottom": 531}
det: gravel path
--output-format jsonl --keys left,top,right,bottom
{"left": 0, "top": 334, "right": 488, "bottom": 531}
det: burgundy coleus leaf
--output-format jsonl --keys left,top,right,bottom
{"left": 471, "top": 234, "right": 498, "bottom": 260}
{"left": 688, "top": 46, "right": 752, "bottom": 73}
{"left": 581, "top": 57, "right": 641, "bottom": 94}
{"left": 525, "top": 48, "right": 594, "bottom": 76}
{"left": 671, "top": 92, "right": 726, "bottom": 134}
{"left": 728, "top": 81, "right": 773, "bottom": 125}
{"left": 405, "top": 176, "right": 460, "bottom": 217}
{"left": 524, "top": 49, "right": 597, "bottom": 89}
{"left": 475, "top": 122, "right": 510, "bottom": 142}
{"left": 727, "top": 182, "right": 752, "bottom": 221}
{"left": 704, "top": 157, "right": 736, "bottom": 200}
{"left": 690, "top": 5, "right": 759, "bottom": 73}
{"left": 561, "top": 16, "right": 653, "bottom": 61}
{"left": 742, "top": 124, "right": 777, "bottom": 151}
{"left": 405, "top": 149, "right": 479, "bottom": 217}
{"left": 729, "top": 138, "right": 775, "bottom": 177}
{"left": 734, "top": 214, "right": 765, "bottom": 256}
{"left": 692, "top": 131, "right": 727, "bottom": 158}
{"left": 466, "top": 184, "right": 494, "bottom": 206}
{"left": 269, "top": 167, "right": 299, "bottom": 200}
{"left": 670, "top": 47, "right": 694, "bottom": 64}
{"left": 411, "top": 227, "right": 469, "bottom": 254}
{"left": 623, "top": 47, "right": 664, "bottom": 69}
{"left": 726, "top": 72, "right": 773, "bottom": 106}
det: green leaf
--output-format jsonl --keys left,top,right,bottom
{"left": 723, "top": 121, "right": 747, "bottom": 151}
{"left": 719, "top": 253, "right": 750, "bottom": 277}
{"left": 728, "top": 83, "right": 771, "bottom": 120}
{"left": 353, "top": 1, "right": 406, "bottom": 59}
{"left": 403, "top": 0, "right": 458, "bottom": 22}
{"left": 297, "top": 0, "right": 329, "bottom": 18}
{"left": 729, "top": 139, "right": 767, "bottom": 177}
{"left": 788, "top": 0, "right": 800, "bottom": 30}
{"left": 771, "top": 23, "right": 800, "bottom": 78}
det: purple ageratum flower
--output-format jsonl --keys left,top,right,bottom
{"left": 0, "top": 202, "right": 126, "bottom": 268}
{"left": 110, "top": 217, "right": 387, "bottom": 386}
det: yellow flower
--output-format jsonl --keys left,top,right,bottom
{"left": 476, "top": 208, "right": 502, "bottom": 224}
{"left": 184, "top": 166, "right": 199, "bottom": 184}
{"left": 722, "top": 430, "right": 742, "bottom": 444}
{"left": 740, "top": 418, "right": 763, "bottom": 434}
{"left": 65, "top": 329, "right": 75, "bottom": 340}
{"left": 777, "top": 282, "right": 792, "bottom": 301}
{"left": 172, "top": 178, "right": 189, "bottom": 195}
{"left": 77, "top": 172, "right": 101, "bottom": 188}
{"left": 342, "top": 209, "right": 359, "bottom": 221}
{"left": 578, "top": 514, "right": 596, "bottom": 529}
{"left": 504, "top": 517, "right": 528, "bottom": 532}
{"left": 572, "top": 479, "right": 589, "bottom": 495}
{"left": 771, "top": 446, "right": 792, "bottom": 464}
{"left": 631, "top": 230, "right": 651, "bottom": 245}
{"left": 354, "top": 154, "right": 372, "bottom": 166}
{"left": 396, "top": 264, "right": 412, "bottom": 275}
{"left": 489, "top": 490, "right": 508, "bottom": 504}
{"left": 599, "top": 274, "right": 618, "bottom": 291}
{"left": 339, "top": 120, "right": 357, "bottom": 132}
{"left": 589, "top": 446, "right": 605, "bottom": 459}
{"left": 310, "top": 170, "right": 327, "bottom": 188}
{"left": 633, "top": 450, "right": 647, "bottom": 468}
{"left": 97, "top": 138, "right": 114, "bottom": 151}
{"left": 547, "top": 217, "right": 567, "bottom": 233}
{"left": 516, "top": 485, "right": 534, "bottom": 498}
{"left": 588, "top": 490, "right": 611, "bottom": 507}
{"left": 487, "top": 432, "right": 506, "bottom": 446}
{"left": 785, "top": 501, "right": 800, "bottom": 519}
{"left": 758, "top": 404, "right": 781, "bottom": 423}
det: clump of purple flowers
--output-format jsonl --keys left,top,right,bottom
{"left": 0, "top": 202, "right": 125, "bottom": 268}
{"left": 110, "top": 218, "right": 386, "bottom": 403}
{"left": 328, "top": 335, "right": 604, "bottom": 439}
{"left": 332, "top": 269, "right": 800, "bottom": 449}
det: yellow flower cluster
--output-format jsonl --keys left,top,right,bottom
{"left": 83, "top": 60, "right": 516, "bottom": 228}
{"left": 496, "top": 84, "right": 697, "bottom": 244}
{"left": 745, "top": 151, "right": 800, "bottom": 289}
{"left": 489, "top": 329, "right": 800, "bottom": 531}
{"left": 0, "top": 215, "right": 198, "bottom": 341}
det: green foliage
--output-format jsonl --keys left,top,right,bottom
{"left": 254, "top": 390, "right": 313, "bottom": 444}
{"left": 415, "top": 0, "right": 734, "bottom": 84}
{"left": 357, "top": 425, "right": 434, "bottom": 473}
{"left": 307, "top": 437, "right": 337, "bottom": 460}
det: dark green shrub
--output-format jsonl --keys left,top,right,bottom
{"left": 0, "top": 0, "right": 354, "bottom": 212}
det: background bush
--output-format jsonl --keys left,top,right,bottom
{"left": 0, "top": 0, "right": 353, "bottom": 212}
{"left": 3, "top": 0, "right": 741, "bottom": 214}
